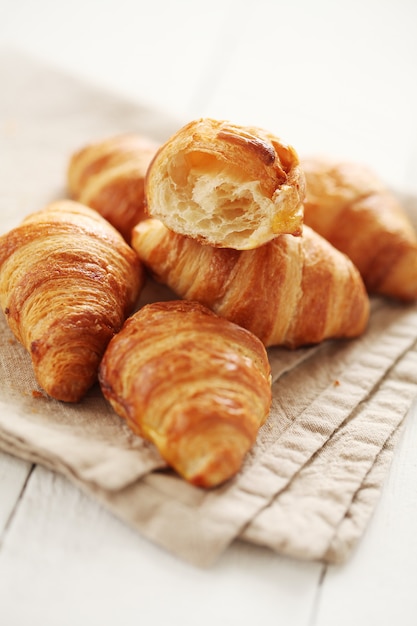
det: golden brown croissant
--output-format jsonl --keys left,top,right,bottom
{"left": 302, "top": 156, "right": 417, "bottom": 300}
{"left": 0, "top": 200, "right": 144, "bottom": 402}
{"left": 145, "top": 118, "right": 305, "bottom": 250}
{"left": 67, "top": 133, "right": 159, "bottom": 242}
{"left": 131, "top": 219, "right": 370, "bottom": 348}
{"left": 99, "top": 300, "right": 272, "bottom": 488}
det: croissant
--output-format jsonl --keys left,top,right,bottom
{"left": 301, "top": 155, "right": 417, "bottom": 300}
{"left": 67, "top": 133, "right": 159, "bottom": 242}
{"left": 0, "top": 200, "right": 144, "bottom": 402}
{"left": 131, "top": 219, "right": 370, "bottom": 348}
{"left": 99, "top": 300, "right": 272, "bottom": 488}
{"left": 145, "top": 118, "right": 305, "bottom": 250}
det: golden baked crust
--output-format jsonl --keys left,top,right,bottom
{"left": 0, "top": 200, "right": 145, "bottom": 402}
{"left": 99, "top": 300, "right": 272, "bottom": 488}
{"left": 131, "top": 219, "right": 370, "bottom": 348}
{"left": 67, "top": 133, "right": 159, "bottom": 242}
{"left": 145, "top": 118, "right": 305, "bottom": 250}
{"left": 302, "top": 156, "right": 417, "bottom": 300}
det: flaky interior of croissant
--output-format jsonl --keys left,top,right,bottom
{"left": 160, "top": 150, "right": 296, "bottom": 248}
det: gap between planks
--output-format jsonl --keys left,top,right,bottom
{"left": 0, "top": 458, "right": 35, "bottom": 549}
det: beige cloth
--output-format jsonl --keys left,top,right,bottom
{"left": 1, "top": 47, "right": 416, "bottom": 567}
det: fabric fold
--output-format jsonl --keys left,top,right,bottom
{"left": 240, "top": 342, "right": 417, "bottom": 562}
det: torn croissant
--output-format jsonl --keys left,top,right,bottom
{"left": 99, "top": 300, "right": 272, "bottom": 488}
{"left": 302, "top": 156, "right": 417, "bottom": 300}
{"left": 0, "top": 200, "right": 144, "bottom": 402}
{"left": 67, "top": 133, "right": 159, "bottom": 242}
{"left": 131, "top": 219, "right": 370, "bottom": 348}
{"left": 145, "top": 118, "right": 305, "bottom": 249}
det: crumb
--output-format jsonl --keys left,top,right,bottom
{"left": 32, "top": 390, "right": 44, "bottom": 399}
{"left": 333, "top": 379, "right": 340, "bottom": 386}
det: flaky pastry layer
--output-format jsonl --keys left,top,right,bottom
{"left": 132, "top": 219, "right": 370, "bottom": 348}
{"left": 302, "top": 155, "right": 417, "bottom": 300}
{"left": 0, "top": 200, "right": 144, "bottom": 402}
{"left": 67, "top": 133, "right": 159, "bottom": 242}
{"left": 99, "top": 300, "right": 272, "bottom": 488}
{"left": 145, "top": 118, "right": 305, "bottom": 250}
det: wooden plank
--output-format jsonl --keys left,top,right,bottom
{"left": 315, "top": 401, "right": 417, "bottom": 626}
{"left": 0, "top": 464, "right": 323, "bottom": 626}
{"left": 0, "top": 451, "right": 32, "bottom": 536}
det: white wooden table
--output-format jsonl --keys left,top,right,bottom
{"left": 1, "top": 1, "right": 417, "bottom": 624}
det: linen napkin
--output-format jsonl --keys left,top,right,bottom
{"left": 1, "top": 47, "right": 416, "bottom": 567}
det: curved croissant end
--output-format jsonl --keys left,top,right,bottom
{"left": 302, "top": 156, "right": 417, "bottom": 301}
{"left": 99, "top": 300, "right": 272, "bottom": 488}
{"left": 67, "top": 133, "right": 159, "bottom": 242}
{"left": 0, "top": 200, "right": 145, "bottom": 402}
